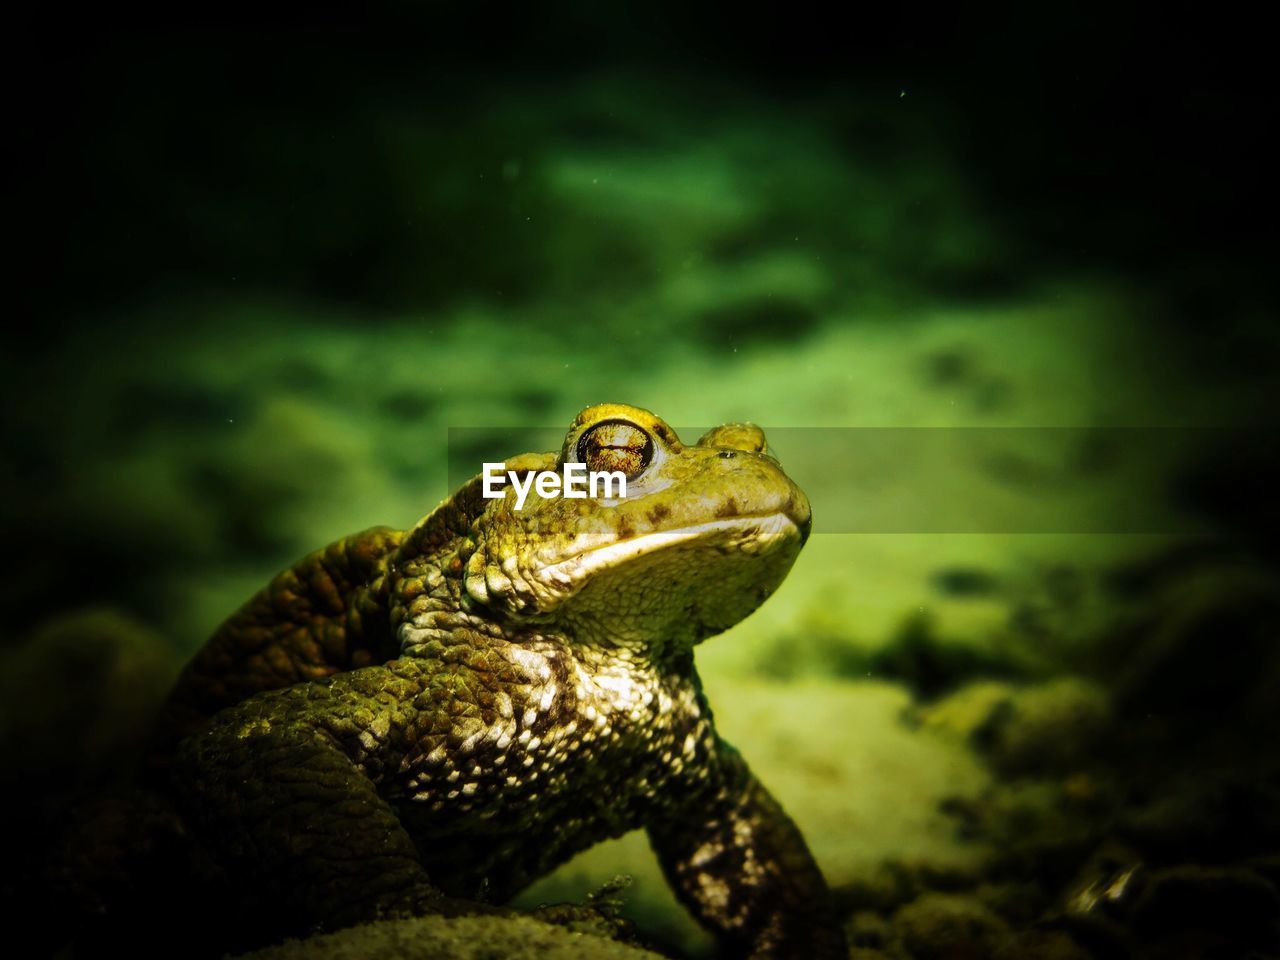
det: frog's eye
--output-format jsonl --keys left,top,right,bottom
{"left": 576, "top": 419, "right": 654, "bottom": 481}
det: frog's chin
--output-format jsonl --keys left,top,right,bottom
{"left": 539, "top": 512, "right": 806, "bottom": 647}
{"left": 463, "top": 513, "right": 805, "bottom": 624}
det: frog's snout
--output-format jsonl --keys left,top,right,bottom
{"left": 786, "top": 483, "right": 813, "bottom": 546}
{"left": 706, "top": 436, "right": 812, "bottom": 548}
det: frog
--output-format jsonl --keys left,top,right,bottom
{"left": 156, "top": 402, "right": 845, "bottom": 959}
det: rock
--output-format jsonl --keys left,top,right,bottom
{"left": 0, "top": 608, "right": 177, "bottom": 787}
{"left": 900, "top": 857, "right": 985, "bottom": 894}
{"left": 1118, "top": 776, "right": 1280, "bottom": 864}
{"left": 946, "top": 781, "right": 1100, "bottom": 893}
{"left": 983, "top": 678, "right": 1109, "bottom": 777}
{"left": 1044, "top": 911, "right": 1132, "bottom": 960}
{"left": 847, "top": 910, "right": 893, "bottom": 951}
{"left": 1111, "top": 567, "right": 1280, "bottom": 729}
{"left": 236, "top": 914, "right": 667, "bottom": 960}
{"left": 1130, "top": 865, "right": 1280, "bottom": 955}
{"left": 891, "top": 893, "right": 1010, "bottom": 960}
{"left": 991, "top": 930, "right": 1091, "bottom": 960}
{"left": 835, "top": 861, "right": 919, "bottom": 913}
{"left": 914, "top": 677, "right": 1109, "bottom": 777}
{"left": 43, "top": 785, "right": 229, "bottom": 956}
{"left": 973, "top": 881, "right": 1047, "bottom": 925}
{"left": 912, "top": 680, "right": 1016, "bottom": 743}
{"left": 1240, "top": 853, "right": 1280, "bottom": 888}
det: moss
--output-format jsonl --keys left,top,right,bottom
{"left": 235, "top": 914, "right": 665, "bottom": 960}
{"left": 890, "top": 893, "right": 1010, "bottom": 960}
{"left": 911, "top": 677, "right": 1109, "bottom": 777}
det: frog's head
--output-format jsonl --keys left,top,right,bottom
{"left": 460, "top": 403, "right": 811, "bottom": 654}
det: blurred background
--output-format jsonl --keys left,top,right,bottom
{"left": 5, "top": 6, "right": 1279, "bottom": 958}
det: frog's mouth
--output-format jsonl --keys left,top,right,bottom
{"left": 540, "top": 511, "right": 806, "bottom": 588}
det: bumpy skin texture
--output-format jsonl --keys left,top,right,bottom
{"left": 158, "top": 403, "right": 845, "bottom": 958}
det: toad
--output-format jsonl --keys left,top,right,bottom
{"left": 158, "top": 402, "right": 844, "bottom": 958}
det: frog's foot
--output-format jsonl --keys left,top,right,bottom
{"left": 526, "top": 875, "right": 640, "bottom": 944}
{"left": 527, "top": 902, "right": 640, "bottom": 944}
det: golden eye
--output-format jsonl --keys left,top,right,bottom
{"left": 576, "top": 420, "right": 654, "bottom": 481}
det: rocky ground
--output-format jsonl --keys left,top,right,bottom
{"left": 20, "top": 546, "right": 1269, "bottom": 960}
{"left": 239, "top": 914, "right": 666, "bottom": 960}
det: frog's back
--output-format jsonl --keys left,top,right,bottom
{"left": 153, "top": 526, "right": 405, "bottom": 754}
{"left": 151, "top": 461, "right": 536, "bottom": 761}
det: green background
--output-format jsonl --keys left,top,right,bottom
{"left": 5, "top": 8, "right": 1278, "bottom": 958}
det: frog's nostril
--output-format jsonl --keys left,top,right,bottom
{"left": 697, "top": 423, "right": 768, "bottom": 454}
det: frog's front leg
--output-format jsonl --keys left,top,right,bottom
{"left": 170, "top": 664, "right": 449, "bottom": 934}
{"left": 646, "top": 740, "right": 846, "bottom": 959}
